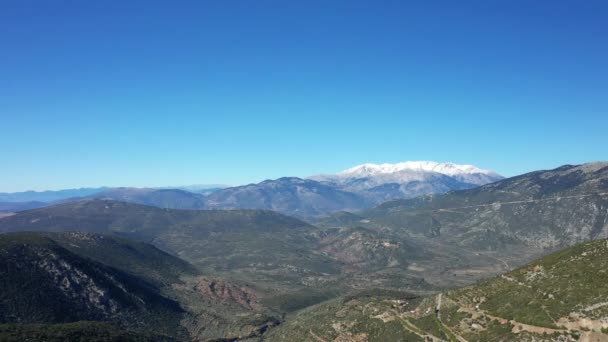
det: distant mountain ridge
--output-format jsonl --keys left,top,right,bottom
{"left": 311, "top": 161, "right": 504, "bottom": 202}
{"left": 0, "top": 201, "right": 47, "bottom": 213}
{"left": 0, "top": 161, "right": 504, "bottom": 217}
{"left": 194, "top": 161, "right": 504, "bottom": 216}
{"left": 88, "top": 187, "right": 207, "bottom": 209}
{"left": 203, "top": 177, "right": 373, "bottom": 217}
{"left": 337, "top": 161, "right": 497, "bottom": 177}
{"left": 0, "top": 187, "right": 108, "bottom": 202}
{"left": 0, "top": 185, "right": 225, "bottom": 203}
{"left": 2, "top": 162, "right": 608, "bottom": 341}
{"left": 354, "top": 162, "right": 608, "bottom": 251}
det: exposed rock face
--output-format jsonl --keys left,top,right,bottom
{"left": 0, "top": 232, "right": 185, "bottom": 335}
{"left": 174, "top": 276, "right": 259, "bottom": 311}
{"left": 171, "top": 275, "right": 283, "bottom": 342}
{"left": 0, "top": 240, "right": 125, "bottom": 323}
{"left": 34, "top": 247, "right": 122, "bottom": 317}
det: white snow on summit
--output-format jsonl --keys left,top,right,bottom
{"left": 338, "top": 161, "right": 498, "bottom": 178}
{"left": 309, "top": 161, "right": 504, "bottom": 201}
{"left": 311, "top": 161, "right": 503, "bottom": 193}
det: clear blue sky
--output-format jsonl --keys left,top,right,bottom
{"left": 1, "top": 1, "right": 607, "bottom": 191}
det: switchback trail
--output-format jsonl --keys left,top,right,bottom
{"left": 435, "top": 294, "right": 468, "bottom": 342}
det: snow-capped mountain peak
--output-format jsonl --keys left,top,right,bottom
{"left": 338, "top": 161, "right": 497, "bottom": 178}
{"left": 309, "top": 161, "right": 503, "bottom": 202}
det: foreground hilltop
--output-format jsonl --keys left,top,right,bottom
{"left": 0, "top": 232, "right": 281, "bottom": 341}
{"left": 265, "top": 238, "right": 608, "bottom": 341}
{"left": 0, "top": 232, "right": 190, "bottom": 340}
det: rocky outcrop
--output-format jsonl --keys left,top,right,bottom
{"left": 174, "top": 276, "right": 259, "bottom": 311}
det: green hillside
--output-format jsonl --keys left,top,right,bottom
{"left": 1, "top": 163, "right": 607, "bottom": 340}
{"left": 265, "top": 239, "right": 608, "bottom": 341}
{"left": 0, "top": 200, "right": 328, "bottom": 293}
{"left": 314, "top": 163, "right": 608, "bottom": 289}
{"left": 89, "top": 187, "right": 207, "bottom": 209}
{"left": 45, "top": 231, "right": 199, "bottom": 287}
{"left": 0, "top": 233, "right": 187, "bottom": 338}
{"left": 0, "top": 232, "right": 284, "bottom": 341}
{"left": 363, "top": 163, "right": 608, "bottom": 249}
{"left": 0, "top": 200, "right": 437, "bottom": 315}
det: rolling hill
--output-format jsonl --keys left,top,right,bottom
{"left": 0, "top": 187, "right": 108, "bottom": 203}
{"left": 0, "top": 180, "right": 373, "bottom": 219}
{"left": 265, "top": 238, "right": 608, "bottom": 341}
{"left": 203, "top": 177, "right": 373, "bottom": 217}
{"left": 45, "top": 231, "right": 198, "bottom": 287}
{"left": 0, "top": 200, "right": 321, "bottom": 275}
{"left": 0, "top": 201, "right": 47, "bottom": 213}
{"left": 87, "top": 187, "right": 207, "bottom": 210}
{"left": 0, "top": 199, "right": 438, "bottom": 315}
{"left": 0, "top": 201, "right": 355, "bottom": 310}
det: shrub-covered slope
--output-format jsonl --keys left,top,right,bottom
{"left": 0, "top": 233, "right": 187, "bottom": 338}
{"left": 266, "top": 239, "right": 608, "bottom": 342}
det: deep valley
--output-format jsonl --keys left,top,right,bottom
{"left": 1, "top": 162, "right": 607, "bottom": 341}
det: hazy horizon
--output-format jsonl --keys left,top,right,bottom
{"left": 2, "top": 159, "right": 606, "bottom": 193}
{"left": 2, "top": 1, "right": 606, "bottom": 192}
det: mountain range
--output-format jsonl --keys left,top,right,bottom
{"left": 0, "top": 187, "right": 109, "bottom": 202}
{"left": 1, "top": 163, "right": 606, "bottom": 294}
{"left": 317, "top": 162, "right": 608, "bottom": 289}
{"left": 0, "top": 185, "right": 224, "bottom": 203}
{"left": 1, "top": 161, "right": 607, "bottom": 340}
{"left": 0, "top": 161, "right": 504, "bottom": 218}
{"left": 361, "top": 162, "right": 608, "bottom": 249}
{"left": 311, "top": 161, "right": 504, "bottom": 203}
{"left": 202, "top": 177, "right": 374, "bottom": 217}
{"left": 89, "top": 188, "right": 208, "bottom": 210}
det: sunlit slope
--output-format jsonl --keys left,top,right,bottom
{"left": 266, "top": 238, "right": 608, "bottom": 341}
